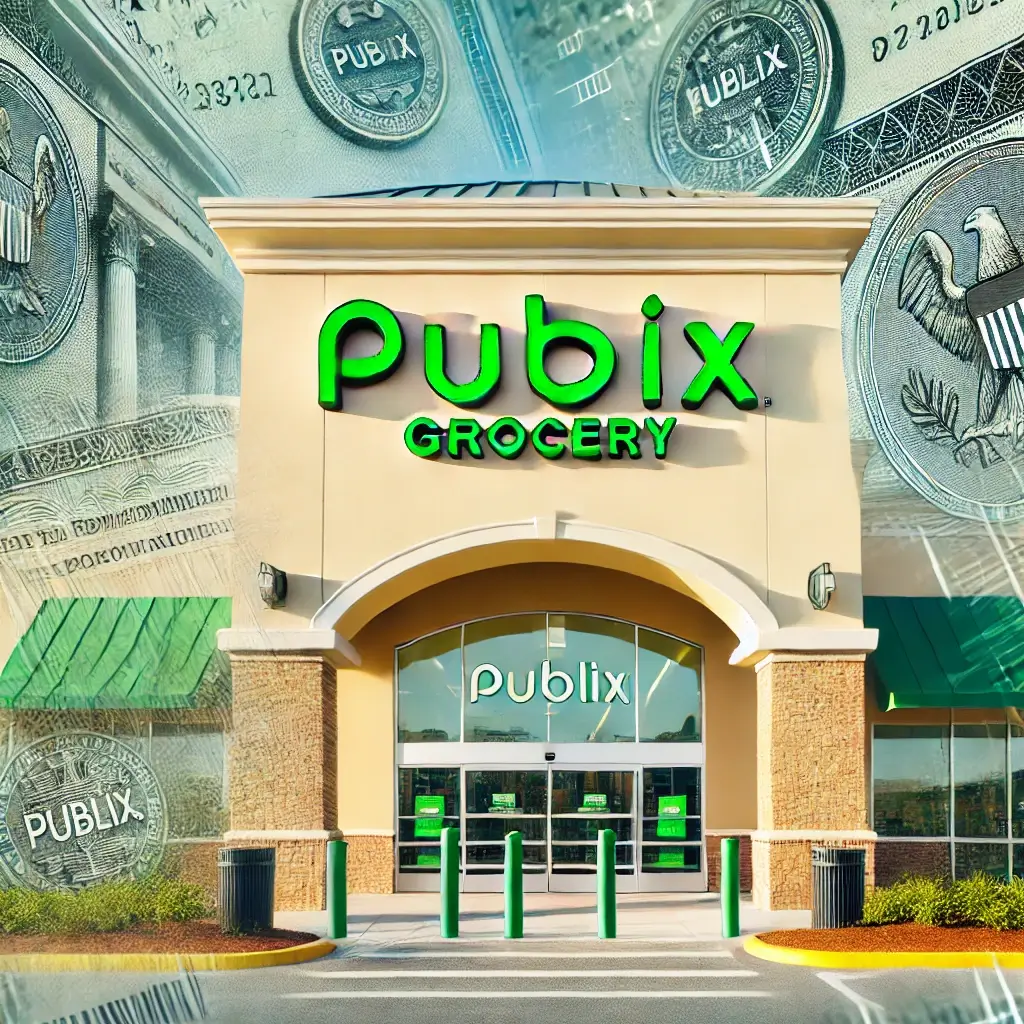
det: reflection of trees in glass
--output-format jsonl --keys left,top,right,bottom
{"left": 873, "top": 782, "right": 949, "bottom": 836}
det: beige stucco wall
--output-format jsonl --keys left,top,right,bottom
{"left": 337, "top": 561, "right": 757, "bottom": 835}
{"left": 231, "top": 268, "right": 864, "bottom": 642}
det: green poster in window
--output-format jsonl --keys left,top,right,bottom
{"left": 654, "top": 849, "right": 688, "bottom": 867}
{"left": 414, "top": 795, "right": 445, "bottom": 838}
{"left": 657, "top": 795, "right": 687, "bottom": 839}
{"left": 580, "top": 793, "right": 608, "bottom": 813}
{"left": 491, "top": 793, "right": 517, "bottom": 813}
{"left": 417, "top": 853, "right": 441, "bottom": 867}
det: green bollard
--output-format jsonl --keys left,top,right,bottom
{"left": 721, "top": 836, "right": 740, "bottom": 939}
{"left": 327, "top": 839, "right": 348, "bottom": 939}
{"left": 505, "top": 831, "right": 524, "bottom": 939}
{"left": 597, "top": 828, "right": 616, "bottom": 939}
{"left": 440, "top": 826, "right": 460, "bottom": 938}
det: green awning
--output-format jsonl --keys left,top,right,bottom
{"left": 865, "top": 596, "right": 1024, "bottom": 710}
{"left": 0, "top": 597, "right": 231, "bottom": 710}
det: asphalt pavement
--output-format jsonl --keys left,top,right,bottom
{"left": 10, "top": 894, "right": 1024, "bottom": 1023}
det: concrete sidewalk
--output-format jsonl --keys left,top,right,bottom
{"left": 276, "top": 892, "right": 809, "bottom": 945}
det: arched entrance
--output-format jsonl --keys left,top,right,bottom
{"left": 394, "top": 610, "right": 705, "bottom": 893}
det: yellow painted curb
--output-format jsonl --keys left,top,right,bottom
{"left": 0, "top": 937, "right": 336, "bottom": 973}
{"left": 744, "top": 934, "right": 1024, "bottom": 971}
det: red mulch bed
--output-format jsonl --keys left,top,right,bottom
{"left": 0, "top": 920, "right": 319, "bottom": 955}
{"left": 760, "top": 924, "right": 1024, "bottom": 952}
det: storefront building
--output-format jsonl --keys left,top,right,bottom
{"left": 202, "top": 182, "right": 882, "bottom": 911}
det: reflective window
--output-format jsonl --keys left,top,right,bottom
{"left": 955, "top": 842, "right": 1009, "bottom": 881}
{"left": 397, "top": 767, "right": 460, "bottom": 873}
{"left": 463, "top": 615, "right": 548, "bottom": 742}
{"left": 954, "top": 725, "right": 1007, "bottom": 838}
{"left": 397, "top": 626, "right": 461, "bottom": 742}
{"left": 1010, "top": 726, "right": 1024, "bottom": 838}
{"left": 150, "top": 724, "right": 227, "bottom": 839}
{"left": 547, "top": 615, "right": 635, "bottom": 743}
{"left": 638, "top": 630, "right": 700, "bottom": 742}
{"left": 397, "top": 614, "right": 704, "bottom": 745}
{"left": 872, "top": 726, "right": 950, "bottom": 837}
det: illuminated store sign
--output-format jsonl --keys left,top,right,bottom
{"left": 469, "top": 660, "right": 631, "bottom": 705}
{"left": 318, "top": 295, "right": 758, "bottom": 460}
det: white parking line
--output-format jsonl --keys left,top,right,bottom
{"left": 282, "top": 990, "right": 773, "bottom": 1000}
{"left": 341, "top": 935, "right": 719, "bottom": 944}
{"left": 296, "top": 968, "right": 757, "bottom": 979}
{"left": 351, "top": 950, "right": 734, "bottom": 959}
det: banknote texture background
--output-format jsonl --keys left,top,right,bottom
{"left": 0, "top": 0, "right": 1022, "bottom": 726}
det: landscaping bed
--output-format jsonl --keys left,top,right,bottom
{"left": 758, "top": 923, "right": 1024, "bottom": 953}
{"left": 0, "top": 920, "right": 319, "bottom": 955}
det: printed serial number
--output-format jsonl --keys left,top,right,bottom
{"left": 873, "top": 0, "right": 1007, "bottom": 61}
{"left": 193, "top": 73, "right": 277, "bottom": 110}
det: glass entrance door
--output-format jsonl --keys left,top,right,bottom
{"left": 464, "top": 769, "right": 548, "bottom": 892}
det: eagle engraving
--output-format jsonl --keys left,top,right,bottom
{"left": 0, "top": 104, "right": 59, "bottom": 318}
{"left": 898, "top": 205, "right": 1024, "bottom": 467}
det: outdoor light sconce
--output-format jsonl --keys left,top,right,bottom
{"left": 258, "top": 562, "right": 288, "bottom": 608}
{"left": 808, "top": 562, "right": 836, "bottom": 611}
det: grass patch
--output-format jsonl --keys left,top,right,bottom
{"left": 863, "top": 873, "right": 1024, "bottom": 930}
{"left": 0, "top": 877, "right": 211, "bottom": 935}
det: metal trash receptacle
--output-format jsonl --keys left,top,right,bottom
{"left": 811, "top": 846, "right": 865, "bottom": 929}
{"left": 218, "top": 847, "right": 276, "bottom": 933}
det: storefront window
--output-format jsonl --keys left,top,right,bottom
{"left": 463, "top": 615, "right": 548, "bottom": 742}
{"left": 954, "top": 725, "right": 1007, "bottom": 839}
{"left": 397, "top": 626, "right": 462, "bottom": 742}
{"left": 872, "top": 725, "right": 950, "bottom": 837}
{"left": 638, "top": 630, "right": 700, "bottom": 742}
{"left": 955, "top": 843, "right": 1009, "bottom": 881}
{"left": 1010, "top": 725, "right": 1024, "bottom": 838}
{"left": 149, "top": 723, "right": 227, "bottom": 839}
{"left": 547, "top": 615, "right": 635, "bottom": 744}
{"left": 397, "top": 613, "right": 704, "bottom": 745}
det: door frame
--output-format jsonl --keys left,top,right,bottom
{"left": 395, "top": 757, "right": 707, "bottom": 893}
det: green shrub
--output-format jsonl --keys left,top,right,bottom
{"left": 0, "top": 877, "right": 211, "bottom": 935}
{"left": 863, "top": 873, "right": 1024, "bottom": 931}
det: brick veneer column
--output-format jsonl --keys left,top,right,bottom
{"left": 225, "top": 654, "right": 340, "bottom": 910}
{"left": 753, "top": 654, "right": 876, "bottom": 910}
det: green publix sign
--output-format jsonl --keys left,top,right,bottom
{"left": 317, "top": 295, "right": 758, "bottom": 461}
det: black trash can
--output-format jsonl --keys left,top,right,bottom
{"left": 218, "top": 847, "right": 276, "bottom": 934}
{"left": 811, "top": 846, "right": 865, "bottom": 929}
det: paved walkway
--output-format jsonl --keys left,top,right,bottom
{"left": 276, "top": 892, "right": 810, "bottom": 944}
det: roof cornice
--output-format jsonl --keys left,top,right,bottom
{"left": 200, "top": 195, "right": 880, "bottom": 275}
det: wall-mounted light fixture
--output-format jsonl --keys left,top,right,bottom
{"left": 258, "top": 562, "right": 287, "bottom": 608}
{"left": 808, "top": 562, "right": 836, "bottom": 611}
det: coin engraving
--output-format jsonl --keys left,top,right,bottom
{"left": 0, "top": 61, "right": 88, "bottom": 364}
{"left": 650, "top": 0, "right": 842, "bottom": 192}
{"left": 857, "top": 139, "right": 1024, "bottom": 522}
{"left": 294, "top": 0, "right": 447, "bottom": 146}
{"left": 0, "top": 732, "right": 167, "bottom": 891}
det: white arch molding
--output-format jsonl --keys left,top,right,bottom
{"left": 309, "top": 517, "right": 877, "bottom": 666}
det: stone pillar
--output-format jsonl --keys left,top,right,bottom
{"left": 225, "top": 654, "right": 339, "bottom": 910}
{"left": 98, "top": 198, "right": 141, "bottom": 423}
{"left": 188, "top": 327, "right": 217, "bottom": 396}
{"left": 137, "top": 306, "right": 163, "bottom": 412}
{"left": 752, "top": 654, "right": 876, "bottom": 910}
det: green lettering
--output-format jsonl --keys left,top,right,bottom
{"left": 447, "top": 418, "right": 484, "bottom": 460}
{"left": 424, "top": 323, "right": 502, "bottom": 408}
{"left": 318, "top": 299, "right": 405, "bottom": 411}
{"left": 486, "top": 417, "right": 527, "bottom": 459}
{"left": 571, "top": 417, "right": 602, "bottom": 460}
{"left": 640, "top": 294, "right": 664, "bottom": 410}
{"left": 524, "top": 295, "right": 617, "bottom": 410}
{"left": 680, "top": 322, "right": 758, "bottom": 411}
{"left": 645, "top": 416, "right": 676, "bottom": 460}
{"left": 607, "top": 417, "right": 641, "bottom": 460}
{"left": 404, "top": 417, "right": 441, "bottom": 458}
{"left": 531, "top": 417, "right": 568, "bottom": 459}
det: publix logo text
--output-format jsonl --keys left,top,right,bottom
{"left": 318, "top": 294, "right": 757, "bottom": 460}
{"left": 470, "top": 660, "right": 630, "bottom": 704}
